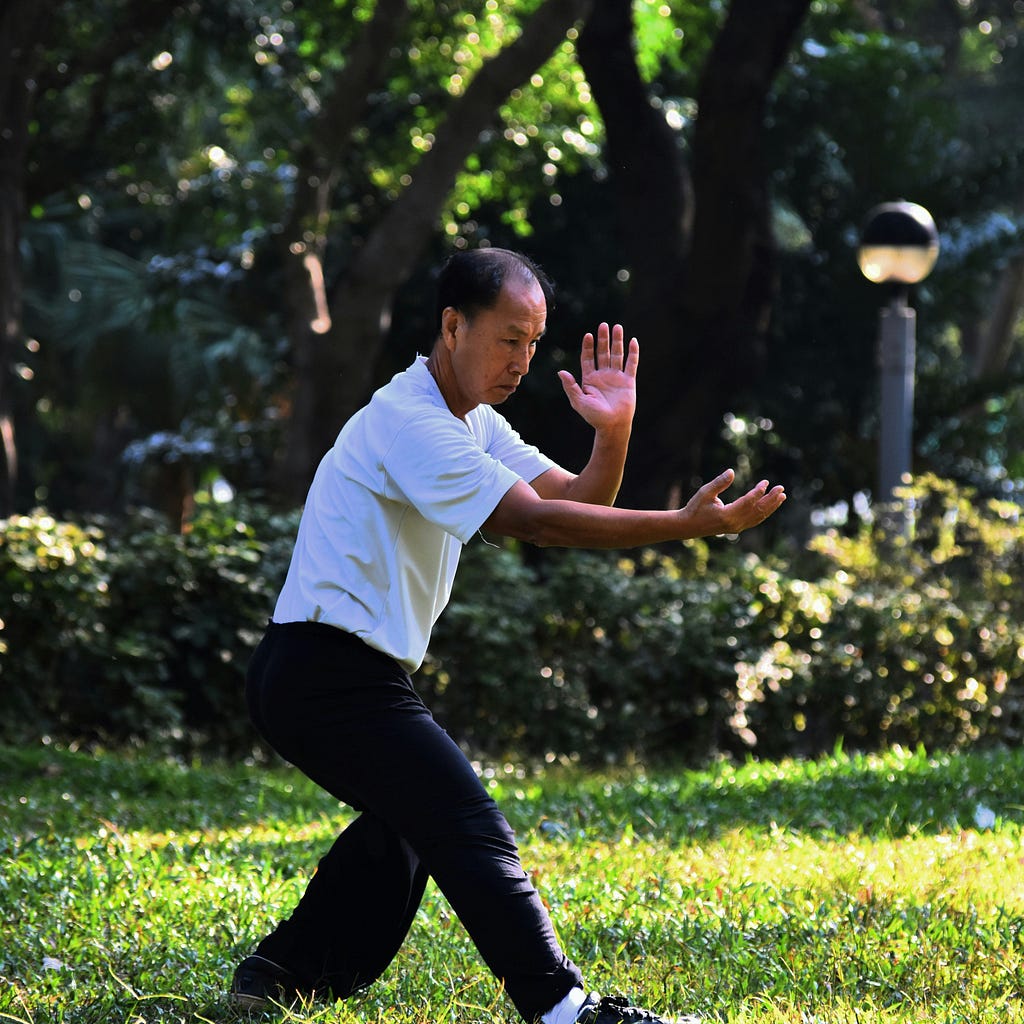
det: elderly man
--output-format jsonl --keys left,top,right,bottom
{"left": 232, "top": 247, "right": 785, "bottom": 1024}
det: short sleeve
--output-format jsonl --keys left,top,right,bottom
{"left": 381, "top": 414, "right": 522, "bottom": 543}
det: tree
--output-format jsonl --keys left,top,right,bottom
{"left": 10, "top": 0, "right": 1024, "bottom": 523}
{"left": 1, "top": 0, "right": 181, "bottom": 513}
{"left": 756, "top": 0, "right": 1024, "bottom": 507}
{"left": 11, "top": 0, "right": 601, "bottom": 515}
{"left": 577, "top": 0, "right": 812, "bottom": 507}
{"left": 0, "top": 1, "right": 49, "bottom": 514}
{"left": 276, "top": 0, "right": 595, "bottom": 500}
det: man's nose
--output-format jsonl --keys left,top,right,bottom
{"left": 510, "top": 344, "right": 532, "bottom": 376}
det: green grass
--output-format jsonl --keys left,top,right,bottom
{"left": 3, "top": 742, "right": 1024, "bottom": 1023}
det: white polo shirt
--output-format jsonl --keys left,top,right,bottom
{"left": 273, "top": 356, "right": 556, "bottom": 671}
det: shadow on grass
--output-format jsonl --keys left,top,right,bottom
{"left": 482, "top": 745, "right": 1024, "bottom": 842}
{"left": 1, "top": 743, "right": 340, "bottom": 840}
{"left": 3, "top": 742, "right": 1023, "bottom": 847}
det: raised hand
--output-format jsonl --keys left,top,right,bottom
{"left": 557, "top": 322, "right": 639, "bottom": 433}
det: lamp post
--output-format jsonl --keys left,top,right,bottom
{"left": 857, "top": 200, "right": 939, "bottom": 529}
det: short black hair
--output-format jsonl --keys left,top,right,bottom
{"left": 435, "top": 247, "right": 555, "bottom": 330}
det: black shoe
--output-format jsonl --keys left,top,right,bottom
{"left": 576, "top": 992, "right": 701, "bottom": 1024}
{"left": 229, "top": 954, "right": 306, "bottom": 1010}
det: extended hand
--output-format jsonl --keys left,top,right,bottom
{"left": 557, "top": 322, "right": 639, "bottom": 433}
{"left": 681, "top": 469, "right": 787, "bottom": 537}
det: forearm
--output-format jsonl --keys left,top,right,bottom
{"left": 486, "top": 483, "right": 695, "bottom": 549}
{"left": 544, "top": 424, "right": 632, "bottom": 506}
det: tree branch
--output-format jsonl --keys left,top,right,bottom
{"left": 282, "top": 0, "right": 413, "bottom": 328}
{"left": 277, "top": 0, "right": 594, "bottom": 497}
{"left": 684, "top": 0, "right": 811, "bottom": 323}
{"left": 312, "top": 0, "right": 412, "bottom": 163}
{"left": 349, "top": 0, "right": 594, "bottom": 288}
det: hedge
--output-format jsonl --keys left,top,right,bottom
{"left": 0, "top": 501, "right": 299, "bottom": 752}
{"left": 1, "top": 475, "right": 1022, "bottom": 761}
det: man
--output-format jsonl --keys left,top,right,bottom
{"left": 232, "top": 247, "right": 786, "bottom": 1023}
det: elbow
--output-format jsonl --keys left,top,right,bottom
{"left": 488, "top": 507, "right": 564, "bottom": 548}
{"left": 507, "top": 517, "right": 561, "bottom": 548}
{"left": 527, "top": 529, "right": 561, "bottom": 548}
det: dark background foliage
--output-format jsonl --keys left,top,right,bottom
{"left": 3, "top": 0, "right": 1023, "bottom": 519}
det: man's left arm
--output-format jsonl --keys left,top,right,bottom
{"left": 531, "top": 321, "right": 637, "bottom": 507}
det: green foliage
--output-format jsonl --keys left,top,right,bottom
{"left": 422, "top": 538, "right": 752, "bottom": 761}
{"left": 2, "top": 476, "right": 1023, "bottom": 762}
{"left": 13, "top": 0, "right": 1024, "bottom": 522}
{"left": 426, "top": 474, "right": 1024, "bottom": 763}
{"left": 17, "top": 0, "right": 621, "bottom": 512}
{"left": 729, "top": 474, "right": 1024, "bottom": 757}
{"left": 749, "top": 11, "right": 1024, "bottom": 512}
{"left": 0, "top": 501, "right": 299, "bottom": 751}
{"left": 2, "top": 744, "right": 1024, "bottom": 1023}
{"left": 0, "top": 514, "right": 110, "bottom": 729}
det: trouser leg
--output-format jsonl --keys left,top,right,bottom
{"left": 245, "top": 622, "right": 582, "bottom": 1020}
{"left": 246, "top": 624, "right": 427, "bottom": 996}
{"left": 254, "top": 812, "right": 429, "bottom": 995}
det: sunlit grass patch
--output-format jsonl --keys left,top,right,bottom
{"left": 2, "top": 743, "right": 1024, "bottom": 1023}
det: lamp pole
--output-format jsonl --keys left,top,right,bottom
{"left": 857, "top": 200, "right": 940, "bottom": 531}
{"left": 877, "top": 288, "right": 916, "bottom": 502}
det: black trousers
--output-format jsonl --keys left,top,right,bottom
{"left": 244, "top": 621, "right": 583, "bottom": 1021}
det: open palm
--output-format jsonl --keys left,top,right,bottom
{"left": 557, "top": 321, "right": 639, "bottom": 432}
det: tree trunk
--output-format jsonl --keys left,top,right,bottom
{"left": 969, "top": 251, "right": 1024, "bottom": 380}
{"left": 577, "top": 0, "right": 694, "bottom": 507}
{"left": 668, "top": 0, "right": 810, "bottom": 497}
{"left": 0, "top": 0, "right": 49, "bottom": 514}
{"left": 580, "top": 0, "right": 810, "bottom": 507}
{"left": 278, "top": 0, "right": 594, "bottom": 501}
{"left": 277, "top": 0, "right": 413, "bottom": 500}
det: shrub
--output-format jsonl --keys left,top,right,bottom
{"left": 427, "top": 476, "right": 1024, "bottom": 762}
{"left": 0, "top": 513, "right": 110, "bottom": 734}
{"left": 2, "top": 475, "right": 1022, "bottom": 760}
{"left": 726, "top": 475, "right": 1024, "bottom": 756}
{"left": 0, "top": 501, "right": 299, "bottom": 750}
{"left": 428, "top": 542, "right": 820, "bottom": 763}
{"left": 423, "top": 542, "right": 746, "bottom": 762}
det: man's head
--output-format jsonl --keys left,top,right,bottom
{"left": 429, "top": 248, "right": 554, "bottom": 417}
{"left": 435, "top": 248, "right": 554, "bottom": 330}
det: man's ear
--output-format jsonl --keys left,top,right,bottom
{"left": 441, "top": 306, "right": 461, "bottom": 351}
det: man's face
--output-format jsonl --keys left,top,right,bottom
{"left": 442, "top": 278, "right": 547, "bottom": 414}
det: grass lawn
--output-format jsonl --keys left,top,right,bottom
{"left": 2, "top": 741, "right": 1024, "bottom": 1023}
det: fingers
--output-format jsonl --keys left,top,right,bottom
{"left": 693, "top": 472, "right": 786, "bottom": 533}
{"left": 598, "top": 322, "right": 613, "bottom": 368}
{"left": 582, "top": 323, "right": 638, "bottom": 374}
{"left": 701, "top": 468, "right": 735, "bottom": 500}
{"left": 557, "top": 368, "right": 580, "bottom": 399}
{"left": 741, "top": 482, "right": 787, "bottom": 528}
{"left": 580, "top": 331, "right": 596, "bottom": 376}
{"left": 757, "top": 484, "right": 787, "bottom": 517}
{"left": 625, "top": 336, "right": 639, "bottom": 378}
